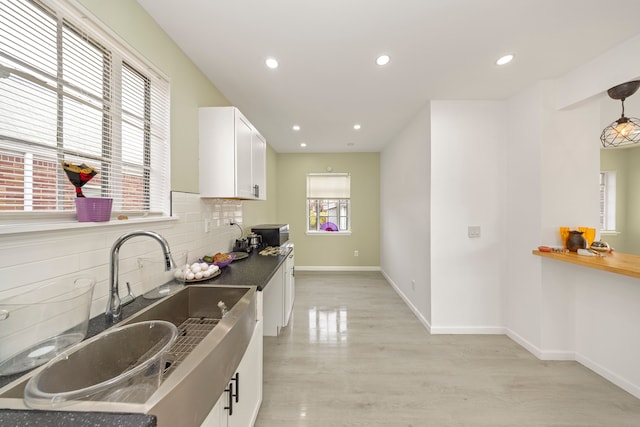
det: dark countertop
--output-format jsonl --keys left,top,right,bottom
{"left": 206, "top": 246, "right": 291, "bottom": 291}
{"left": 0, "top": 409, "right": 156, "bottom": 426}
{"left": 0, "top": 246, "right": 290, "bottom": 426}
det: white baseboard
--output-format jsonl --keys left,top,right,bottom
{"left": 505, "top": 328, "right": 639, "bottom": 398}
{"left": 381, "top": 270, "right": 432, "bottom": 332}
{"left": 505, "top": 329, "right": 544, "bottom": 359}
{"left": 430, "top": 326, "right": 506, "bottom": 334}
{"left": 576, "top": 353, "right": 640, "bottom": 399}
{"left": 504, "top": 329, "right": 574, "bottom": 360}
{"left": 295, "top": 265, "right": 381, "bottom": 272}
{"left": 310, "top": 269, "right": 640, "bottom": 399}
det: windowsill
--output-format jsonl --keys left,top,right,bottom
{"left": 0, "top": 215, "right": 179, "bottom": 236}
{"left": 306, "top": 231, "right": 352, "bottom": 236}
{"left": 600, "top": 230, "right": 621, "bottom": 236}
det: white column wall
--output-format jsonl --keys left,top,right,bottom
{"left": 430, "top": 101, "right": 507, "bottom": 332}
{"left": 380, "top": 105, "right": 432, "bottom": 327}
{"left": 503, "top": 83, "right": 544, "bottom": 352}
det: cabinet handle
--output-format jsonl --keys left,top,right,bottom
{"left": 231, "top": 372, "right": 240, "bottom": 403}
{"left": 224, "top": 382, "right": 234, "bottom": 415}
{"left": 253, "top": 184, "right": 259, "bottom": 198}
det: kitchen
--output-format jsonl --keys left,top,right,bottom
{"left": 1, "top": 0, "right": 640, "bottom": 425}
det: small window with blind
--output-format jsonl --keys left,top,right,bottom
{"left": 600, "top": 171, "right": 616, "bottom": 232}
{"left": 0, "top": 0, "right": 170, "bottom": 221}
{"left": 307, "top": 173, "right": 351, "bottom": 233}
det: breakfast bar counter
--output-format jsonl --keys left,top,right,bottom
{"left": 532, "top": 249, "right": 640, "bottom": 280}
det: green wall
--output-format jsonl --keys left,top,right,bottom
{"left": 78, "top": 0, "right": 230, "bottom": 193}
{"left": 276, "top": 153, "right": 380, "bottom": 267}
{"left": 77, "top": 1, "right": 380, "bottom": 267}
{"left": 600, "top": 146, "right": 640, "bottom": 255}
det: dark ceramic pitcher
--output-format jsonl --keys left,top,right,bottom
{"left": 566, "top": 230, "right": 587, "bottom": 252}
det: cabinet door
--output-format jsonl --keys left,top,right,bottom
{"left": 283, "top": 250, "right": 295, "bottom": 327}
{"left": 200, "top": 392, "right": 225, "bottom": 427}
{"left": 199, "top": 107, "right": 237, "bottom": 198}
{"left": 227, "top": 320, "right": 263, "bottom": 427}
{"left": 235, "top": 113, "right": 254, "bottom": 199}
{"left": 262, "top": 266, "right": 284, "bottom": 336}
{"left": 251, "top": 132, "right": 266, "bottom": 200}
{"left": 289, "top": 250, "right": 295, "bottom": 309}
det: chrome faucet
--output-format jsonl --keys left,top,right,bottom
{"left": 106, "top": 230, "right": 176, "bottom": 324}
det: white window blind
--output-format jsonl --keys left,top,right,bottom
{"left": 0, "top": 0, "right": 170, "bottom": 215}
{"left": 600, "top": 171, "right": 616, "bottom": 231}
{"left": 307, "top": 173, "right": 351, "bottom": 198}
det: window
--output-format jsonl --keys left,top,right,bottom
{"left": 0, "top": 0, "right": 170, "bottom": 216}
{"left": 600, "top": 171, "right": 616, "bottom": 231}
{"left": 306, "top": 173, "right": 350, "bottom": 233}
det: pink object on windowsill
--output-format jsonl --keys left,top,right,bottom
{"left": 320, "top": 222, "right": 338, "bottom": 231}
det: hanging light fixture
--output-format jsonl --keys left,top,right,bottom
{"left": 600, "top": 80, "right": 640, "bottom": 148}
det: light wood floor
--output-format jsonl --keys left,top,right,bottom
{"left": 255, "top": 271, "right": 640, "bottom": 427}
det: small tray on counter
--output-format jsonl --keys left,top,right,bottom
{"left": 230, "top": 252, "right": 249, "bottom": 261}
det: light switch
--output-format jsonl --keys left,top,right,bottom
{"left": 468, "top": 225, "right": 481, "bottom": 238}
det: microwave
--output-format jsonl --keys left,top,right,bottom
{"left": 251, "top": 224, "right": 289, "bottom": 247}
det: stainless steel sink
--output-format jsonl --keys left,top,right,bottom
{"left": 24, "top": 320, "right": 178, "bottom": 408}
{"left": 0, "top": 284, "right": 257, "bottom": 427}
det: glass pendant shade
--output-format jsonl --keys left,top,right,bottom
{"left": 601, "top": 80, "right": 640, "bottom": 148}
{"left": 600, "top": 113, "right": 640, "bottom": 148}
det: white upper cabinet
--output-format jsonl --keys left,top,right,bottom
{"left": 199, "top": 107, "right": 267, "bottom": 200}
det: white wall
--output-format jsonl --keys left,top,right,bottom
{"left": 380, "top": 106, "right": 431, "bottom": 326}
{"left": 573, "top": 267, "right": 640, "bottom": 396}
{"left": 503, "top": 83, "right": 545, "bottom": 351}
{"left": 380, "top": 35, "right": 640, "bottom": 398}
{"left": 430, "top": 101, "right": 507, "bottom": 332}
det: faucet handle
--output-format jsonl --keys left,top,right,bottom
{"left": 121, "top": 281, "right": 136, "bottom": 307}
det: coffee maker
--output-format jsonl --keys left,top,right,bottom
{"left": 246, "top": 233, "right": 262, "bottom": 251}
{"left": 232, "top": 238, "right": 249, "bottom": 253}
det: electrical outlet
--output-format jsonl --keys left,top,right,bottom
{"left": 468, "top": 225, "right": 481, "bottom": 238}
{"left": 354, "top": 250, "right": 359, "bottom": 257}
{"left": 411, "top": 280, "right": 416, "bottom": 291}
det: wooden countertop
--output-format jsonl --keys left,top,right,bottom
{"left": 532, "top": 250, "right": 640, "bottom": 279}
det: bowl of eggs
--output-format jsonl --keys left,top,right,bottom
{"left": 175, "top": 261, "right": 220, "bottom": 283}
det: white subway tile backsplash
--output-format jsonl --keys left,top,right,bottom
{"left": 0, "top": 192, "right": 243, "bottom": 321}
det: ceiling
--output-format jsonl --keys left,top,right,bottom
{"left": 137, "top": 0, "right": 640, "bottom": 153}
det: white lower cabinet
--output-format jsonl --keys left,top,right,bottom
{"left": 262, "top": 266, "right": 284, "bottom": 337}
{"left": 263, "top": 250, "right": 296, "bottom": 337}
{"left": 201, "top": 320, "right": 263, "bottom": 427}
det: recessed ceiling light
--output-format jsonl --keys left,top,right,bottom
{"left": 496, "top": 54, "right": 514, "bottom": 66}
{"left": 265, "top": 58, "right": 279, "bottom": 69}
{"left": 353, "top": 124, "right": 361, "bottom": 130}
{"left": 292, "top": 125, "right": 300, "bottom": 131}
{"left": 376, "top": 55, "right": 390, "bottom": 66}
{"left": 300, "top": 142, "right": 307, "bottom": 148}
